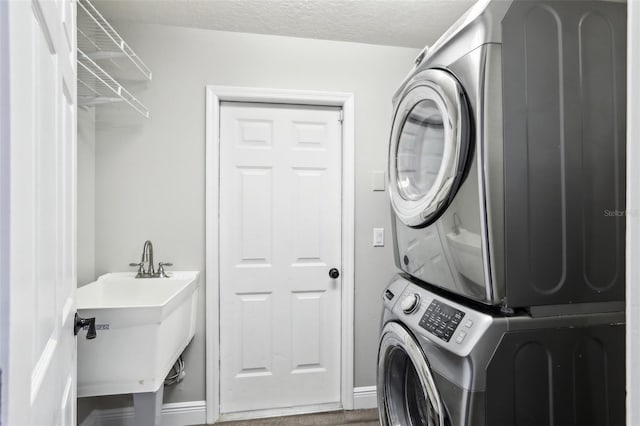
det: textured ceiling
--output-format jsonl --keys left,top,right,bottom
{"left": 92, "top": 0, "right": 475, "bottom": 48}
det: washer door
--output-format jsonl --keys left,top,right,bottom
{"left": 378, "top": 322, "right": 445, "bottom": 426}
{"left": 389, "top": 69, "right": 471, "bottom": 228}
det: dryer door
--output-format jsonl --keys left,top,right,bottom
{"left": 378, "top": 322, "right": 445, "bottom": 426}
{"left": 389, "top": 69, "right": 470, "bottom": 228}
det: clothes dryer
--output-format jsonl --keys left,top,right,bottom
{"left": 389, "top": 0, "right": 627, "bottom": 309}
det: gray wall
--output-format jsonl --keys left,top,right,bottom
{"left": 79, "top": 22, "right": 418, "bottom": 411}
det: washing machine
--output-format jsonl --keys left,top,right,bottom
{"left": 377, "top": 275, "right": 625, "bottom": 426}
{"left": 389, "top": 0, "right": 627, "bottom": 309}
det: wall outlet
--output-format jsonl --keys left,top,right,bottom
{"left": 373, "top": 228, "right": 384, "bottom": 247}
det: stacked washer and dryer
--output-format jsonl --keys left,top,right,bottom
{"left": 378, "top": 1, "right": 627, "bottom": 425}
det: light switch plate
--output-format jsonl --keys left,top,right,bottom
{"left": 372, "top": 171, "right": 385, "bottom": 191}
{"left": 373, "top": 228, "right": 385, "bottom": 247}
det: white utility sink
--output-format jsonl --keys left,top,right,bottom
{"left": 76, "top": 271, "right": 200, "bottom": 398}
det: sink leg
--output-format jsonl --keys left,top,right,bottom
{"left": 133, "top": 386, "right": 164, "bottom": 426}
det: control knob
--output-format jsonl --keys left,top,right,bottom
{"left": 401, "top": 294, "right": 420, "bottom": 314}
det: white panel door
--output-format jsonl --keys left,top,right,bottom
{"left": 219, "top": 102, "right": 342, "bottom": 413}
{"left": 6, "top": 0, "right": 78, "bottom": 424}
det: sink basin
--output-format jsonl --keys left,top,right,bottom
{"left": 76, "top": 271, "right": 200, "bottom": 397}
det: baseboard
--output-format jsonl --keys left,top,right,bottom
{"left": 353, "top": 386, "right": 377, "bottom": 410}
{"left": 85, "top": 390, "right": 374, "bottom": 426}
{"left": 89, "top": 400, "right": 206, "bottom": 426}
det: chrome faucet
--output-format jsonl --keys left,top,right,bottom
{"left": 142, "top": 240, "right": 155, "bottom": 276}
{"left": 129, "top": 240, "right": 172, "bottom": 278}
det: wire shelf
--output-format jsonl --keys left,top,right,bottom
{"left": 78, "top": 49, "right": 149, "bottom": 118}
{"left": 77, "top": 0, "right": 152, "bottom": 81}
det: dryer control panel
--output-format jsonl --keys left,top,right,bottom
{"left": 419, "top": 299, "right": 465, "bottom": 342}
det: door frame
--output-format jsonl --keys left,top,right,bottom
{"left": 205, "top": 86, "right": 355, "bottom": 423}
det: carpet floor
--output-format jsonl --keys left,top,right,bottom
{"left": 214, "top": 408, "right": 380, "bottom": 425}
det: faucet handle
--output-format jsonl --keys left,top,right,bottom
{"left": 129, "top": 262, "right": 144, "bottom": 277}
{"left": 157, "top": 262, "right": 173, "bottom": 278}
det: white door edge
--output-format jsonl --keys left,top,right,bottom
{"left": 205, "top": 86, "right": 355, "bottom": 424}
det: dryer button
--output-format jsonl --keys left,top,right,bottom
{"left": 455, "top": 331, "right": 467, "bottom": 344}
{"left": 401, "top": 294, "right": 420, "bottom": 314}
{"left": 464, "top": 319, "right": 473, "bottom": 328}
{"left": 385, "top": 290, "right": 395, "bottom": 301}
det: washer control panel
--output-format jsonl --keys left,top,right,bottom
{"left": 418, "top": 299, "right": 465, "bottom": 342}
{"left": 388, "top": 277, "right": 494, "bottom": 357}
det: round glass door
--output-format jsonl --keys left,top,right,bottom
{"left": 389, "top": 69, "right": 470, "bottom": 228}
{"left": 378, "top": 322, "right": 445, "bottom": 426}
{"left": 396, "top": 99, "right": 445, "bottom": 202}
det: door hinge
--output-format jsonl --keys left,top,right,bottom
{"left": 338, "top": 110, "right": 344, "bottom": 124}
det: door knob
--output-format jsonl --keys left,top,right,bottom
{"left": 329, "top": 268, "right": 340, "bottom": 279}
{"left": 74, "top": 313, "right": 97, "bottom": 339}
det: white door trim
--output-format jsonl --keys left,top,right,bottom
{"left": 205, "top": 86, "right": 355, "bottom": 424}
